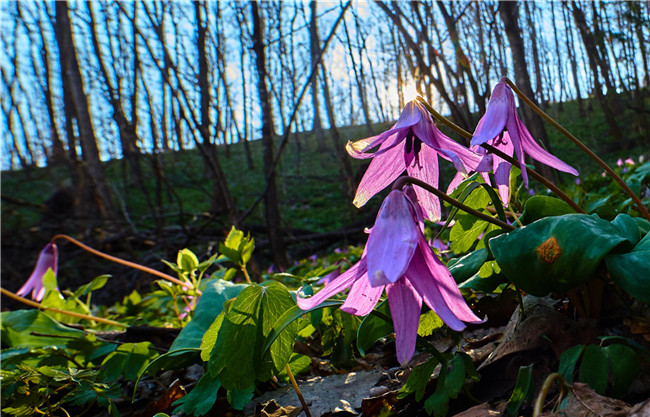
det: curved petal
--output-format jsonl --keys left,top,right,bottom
{"left": 395, "top": 101, "right": 425, "bottom": 129}
{"left": 435, "top": 133, "right": 483, "bottom": 174}
{"left": 353, "top": 141, "right": 406, "bottom": 208}
{"left": 406, "top": 234, "right": 483, "bottom": 330}
{"left": 471, "top": 82, "right": 509, "bottom": 147}
{"left": 17, "top": 243, "right": 58, "bottom": 301}
{"left": 406, "top": 143, "right": 441, "bottom": 221}
{"left": 296, "top": 257, "right": 366, "bottom": 310}
{"left": 367, "top": 190, "right": 419, "bottom": 286}
{"left": 505, "top": 112, "right": 528, "bottom": 187}
{"left": 492, "top": 132, "right": 514, "bottom": 206}
{"left": 346, "top": 128, "right": 409, "bottom": 160}
{"left": 515, "top": 116, "right": 579, "bottom": 176}
{"left": 341, "top": 274, "right": 383, "bottom": 316}
{"left": 386, "top": 279, "right": 422, "bottom": 365}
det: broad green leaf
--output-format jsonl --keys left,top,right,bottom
{"left": 277, "top": 353, "right": 311, "bottom": 381}
{"left": 447, "top": 248, "right": 488, "bottom": 284}
{"left": 209, "top": 282, "right": 301, "bottom": 391}
{"left": 519, "top": 195, "right": 576, "bottom": 225}
{"left": 169, "top": 279, "right": 247, "bottom": 351}
{"left": 227, "top": 386, "right": 255, "bottom": 410}
{"left": 558, "top": 344, "right": 585, "bottom": 383}
{"left": 100, "top": 342, "right": 157, "bottom": 382}
{"left": 578, "top": 344, "right": 608, "bottom": 395}
{"left": 611, "top": 213, "right": 642, "bottom": 246}
{"left": 490, "top": 214, "right": 630, "bottom": 296}
{"left": 200, "top": 313, "right": 225, "bottom": 361}
{"left": 398, "top": 357, "right": 438, "bottom": 401}
{"left": 264, "top": 299, "right": 342, "bottom": 354}
{"left": 418, "top": 310, "right": 443, "bottom": 337}
{"left": 606, "top": 232, "right": 650, "bottom": 304}
{"left": 450, "top": 218, "right": 489, "bottom": 254}
{"left": 444, "top": 354, "right": 467, "bottom": 399}
{"left": 356, "top": 300, "right": 392, "bottom": 356}
{"left": 603, "top": 344, "right": 640, "bottom": 397}
{"left": 505, "top": 364, "right": 534, "bottom": 417}
{"left": 173, "top": 368, "right": 221, "bottom": 416}
{"left": 0, "top": 310, "right": 84, "bottom": 348}
{"left": 73, "top": 275, "right": 110, "bottom": 298}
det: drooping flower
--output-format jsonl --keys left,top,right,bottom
{"left": 346, "top": 100, "right": 482, "bottom": 221}
{"left": 17, "top": 243, "right": 58, "bottom": 301}
{"left": 471, "top": 80, "right": 578, "bottom": 191}
{"left": 297, "top": 187, "right": 483, "bottom": 364}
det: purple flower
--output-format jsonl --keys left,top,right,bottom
{"left": 297, "top": 187, "right": 482, "bottom": 364}
{"left": 624, "top": 158, "right": 635, "bottom": 166}
{"left": 346, "top": 100, "right": 482, "bottom": 221}
{"left": 471, "top": 80, "right": 578, "bottom": 190}
{"left": 17, "top": 243, "right": 58, "bottom": 301}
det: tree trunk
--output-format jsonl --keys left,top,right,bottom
{"left": 570, "top": 2, "right": 628, "bottom": 149}
{"left": 499, "top": 1, "right": 556, "bottom": 182}
{"left": 54, "top": 0, "right": 115, "bottom": 222}
{"left": 250, "top": 1, "right": 289, "bottom": 270}
{"left": 309, "top": 1, "right": 327, "bottom": 151}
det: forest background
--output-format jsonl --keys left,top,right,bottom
{"left": 1, "top": 0, "right": 649, "bottom": 303}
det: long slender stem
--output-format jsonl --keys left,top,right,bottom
{"left": 393, "top": 176, "right": 515, "bottom": 231}
{"left": 52, "top": 234, "right": 189, "bottom": 288}
{"left": 416, "top": 97, "right": 585, "bottom": 214}
{"left": 285, "top": 364, "right": 312, "bottom": 417}
{"left": 503, "top": 77, "right": 650, "bottom": 221}
{"left": 0, "top": 287, "right": 128, "bottom": 328}
{"left": 532, "top": 373, "right": 571, "bottom": 417}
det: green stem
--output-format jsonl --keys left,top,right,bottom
{"left": 0, "top": 287, "right": 128, "bottom": 328}
{"left": 286, "top": 364, "right": 312, "bottom": 417}
{"left": 503, "top": 77, "right": 650, "bottom": 222}
{"left": 392, "top": 176, "right": 515, "bottom": 231}
{"left": 52, "top": 234, "right": 192, "bottom": 289}
{"left": 416, "top": 97, "right": 585, "bottom": 214}
{"left": 532, "top": 373, "right": 571, "bottom": 417}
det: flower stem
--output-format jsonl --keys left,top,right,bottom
{"left": 393, "top": 176, "right": 515, "bottom": 231}
{"left": 0, "top": 287, "right": 128, "bottom": 328}
{"left": 503, "top": 77, "right": 650, "bottom": 221}
{"left": 416, "top": 97, "right": 585, "bottom": 214}
{"left": 532, "top": 373, "right": 571, "bottom": 417}
{"left": 51, "top": 234, "right": 190, "bottom": 289}
{"left": 285, "top": 364, "right": 312, "bottom": 417}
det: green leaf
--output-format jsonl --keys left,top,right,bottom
{"left": 444, "top": 354, "right": 467, "bottom": 399}
{"left": 505, "top": 364, "right": 534, "bottom": 417}
{"left": 73, "top": 275, "right": 110, "bottom": 298}
{"left": 276, "top": 353, "right": 311, "bottom": 381}
{"left": 558, "top": 344, "right": 585, "bottom": 383}
{"left": 227, "top": 385, "right": 255, "bottom": 410}
{"left": 169, "top": 279, "right": 247, "bottom": 351}
{"left": 0, "top": 310, "right": 84, "bottom": 348}
{"left": 398, "top": 357, "right": 438, "bottom": 401}
{"left": 611, "top": 213, "right": 642, "bottom": 246}
{"left": 490, "top": 214, "right": 630, "bottom": 296}
{"left": 356, "top": 300, "right": 393, "bottom": 356}
{"left": 209, "top": 282, "right": 301, "bottom": 391}
{"left": 177, "top": 249, "right": 199, "bottom": 272}
{"left": 602, "top": 344, "right": 640, "bottom": 397}
{"left": 519, "top": 195, "right": 576, "bottom": 225}
{"left": 173, "top": 368, "right": 221, "bottom": 416}
{"left": 264, "top": 299, "right": 343, "bottom": 354}
{"left": 606, "top": 232, "right": 650, "bottom": 304}
{"left": 447, "top": 248, "right": 488, "bottom": 284}
{"left": 578, "top": 344, "right": 609, "bottom": 395}
{"left": 450, "top": 218, "right": 489, "bottom": 254}
{"left": 200, "top": 313, "right": 225, "bottom": 361}
{"left": 418, "top": 310, "right": 443, "bottom": 337}
{"left": 100, "top": 342, "right": 158, "bottom": 382}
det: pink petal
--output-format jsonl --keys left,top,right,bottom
{"left": 492, "top": 132, "right": 514, "bottom": 206}
{"left": 406, "top": 143, "right": 441, "bottom": 221}
{"left": 341, "top": 273, "right": 384, "bottom": 316}
{"left": 515, "top": 116, "right": 579, "bottom": 176}
{"left": 353, "top": 141, "right": 406, "bottom": 208}
{"left": 17, "top": 243, "right": 58, "bottom": 301}
{"left": 436, "top": 133, "right": 483, "bottom": 174}
{"left": 296, "top": 258, "right": 366, "bottom": 310}
{"left": 471, "top": 83, "right": 509, "bottom": 147}
{"left": 386, "top": 279, "right": 422, "bottom": 365}
{"left": 366, "top": 191, "right": 419, "bottom": 286}
{"left": 395, "top": 101, "right": 425, "bottom": 129}
{"left": 505, "top": 114, "right": 529, "bottom": 187}
{"left": 406, "top": 235, "right": 483, "bottom": 331}
{"left": 346, "top": 129, "right": 406, "bottom": 160}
